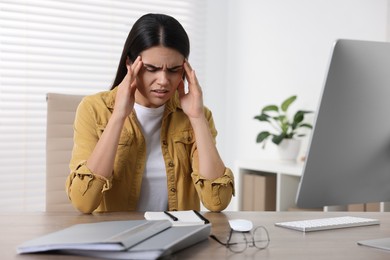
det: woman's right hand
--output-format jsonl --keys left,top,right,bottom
{"left": 113, "top": 56, "right": 143, "bottom": 120}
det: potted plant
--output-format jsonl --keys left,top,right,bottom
{"left": 254, "top": 95, "right": 313, "bottom": 160}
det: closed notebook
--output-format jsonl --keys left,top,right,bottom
{"left": 17, "top": 220, "right": 171, "bottom": 254}
{"left": 64, "top": 224, "right": 212, "bottom": 260}
{"left": 144, "top": 210, "right": 208, "bottom": 226}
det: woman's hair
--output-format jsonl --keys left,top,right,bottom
{"left": 110, "top": 13, "right": 190, "bottom": 89}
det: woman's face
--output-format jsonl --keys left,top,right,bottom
{"left": 134, "top": 46, "right": 184, "bottom": 108}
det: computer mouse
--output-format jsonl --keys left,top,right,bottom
{"left": 228, "top": 219, "right": 253, "bottom": 232}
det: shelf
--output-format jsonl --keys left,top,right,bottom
{"left": 235, "top": 159, "right": 389, "bottom": 212}
{"left": 235, "top": 159, "right": 304, "bottom": 211}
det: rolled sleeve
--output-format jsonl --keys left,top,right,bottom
{"left": 66, "top": 161, "right": 112, "bottom": 213}
{"left": 191, "top": 167, "right": 235, "bottom": 212}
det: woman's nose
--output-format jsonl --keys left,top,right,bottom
{"left": 156, "top": 70, "right": 169, "bottom": 85}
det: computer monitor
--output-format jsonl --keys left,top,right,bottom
{"left": 296, "top": 39, "right": 390, "bottom": 208}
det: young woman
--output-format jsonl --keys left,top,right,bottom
{"left": 66, "top": 13, "right": 234, "bottom": 213}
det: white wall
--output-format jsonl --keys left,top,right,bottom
{"left": 205, "top": 0, "right": 389, "bottom": 211}
{"left": 203, "top": 0, "right": 229, "bottom": 157}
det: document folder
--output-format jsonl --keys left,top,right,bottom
{"left": 65, "top": 224, "right": 211, "bottom": 259}
{"left": 17, "top": 220, "right": 171, "bottom": 254}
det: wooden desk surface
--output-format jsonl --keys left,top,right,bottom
{"left": 2, "top": 211, "right": 390, "bottom": 260}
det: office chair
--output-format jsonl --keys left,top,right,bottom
{"left": 46, "top": 93, "right": 84, "bottom": 212}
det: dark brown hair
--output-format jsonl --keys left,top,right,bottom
{"left": 110, "top": 13, "right": 190, "bottom": 89}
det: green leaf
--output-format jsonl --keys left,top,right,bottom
{"left": 262, "top": 105, "right": 278, "bottom": 113}
{"left": 272, "top": 133, "right": 286, "bottom": 145}
{"left": 254, "top": 114, "right": 270, "bottom": 122}
{"left": 298, "top": 110, "right": 313, "bottom": 114}
{"left": 293, "top": 111, "right": 305, "bottom": 124}
{"left": 292, "top": 110, "right": 313, "bottom": 129}
{"left": 286, "top": 133, "right": 294, "bottom": 138}
{"left": 283, "top": 127, "right": 291, "bottom": 134}
{"left": 299, "top": 123, "right": 313, "bottom": 129}
{"left": 281, "top": 95, "right": 297, "bottom": 112}
{"left": 254, "top": 96, "right": 314, "bottom": 145}
{"left": 256, "top": 131, "right": 271, "bottom": 143}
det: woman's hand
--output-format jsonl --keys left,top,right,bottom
{"left": 85, "top": 56, "right": 142, "bottom": 179}
{"left": 113, "top": 56, "right": 143, "bottom": 120}
{"left": 178, "top": 61, "right": 225, "bottom": 181}
{"left": 178, "top": 61, "right": 204, "bottom": 119}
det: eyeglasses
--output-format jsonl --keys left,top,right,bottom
{"left": 210, "top": 224, "right": 270, "bottom": 253}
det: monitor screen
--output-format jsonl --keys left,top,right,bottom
{"left": 296, "top": 39, "right": 390, "bottom": 208}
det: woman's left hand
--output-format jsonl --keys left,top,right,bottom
{"left": 178, "top": 61, "right": 204, "bottom": 119}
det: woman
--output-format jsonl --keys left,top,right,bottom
{"left": 66, "top": 13, "right": 234, "bottom": 214}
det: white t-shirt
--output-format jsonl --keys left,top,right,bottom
{"left": 134, "top": 103, "right": 168, "bottom": 211}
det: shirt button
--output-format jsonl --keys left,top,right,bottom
{"left": 187, "top": 136, "right": 192, "bottom": 142}
{"left": 168, "top": 161, "right": 174, "bottom": 167}
{"left": 170, "top": 188, "right": 176, "bottom": 193}
{"left": 162, "top": 140, "right": 167, "bottom": 146}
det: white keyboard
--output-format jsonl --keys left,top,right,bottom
{"left": 275, "top": 216, "right": 380, "bottom": 232}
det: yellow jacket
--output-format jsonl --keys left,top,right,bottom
{"left": 66, "top": 87, "right": 234, "bottom": 213}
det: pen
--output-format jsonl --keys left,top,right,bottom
{"left": 163, "top": 211, "right": 178, "bottom": 221}
{"left": 193, "top": 210, "right": 210, "bottom": 224}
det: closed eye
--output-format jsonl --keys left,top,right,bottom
{"left": 167, "top": 65, "right": 184, "bottom": 74}
{"left": 143, "top": 65, "right": 158, "bottom": 72}
{"left": 143, "top": 64, "right": 183, "bottom": 73}
{"left": 168, "top": 66, "right": 183, "bottom": 73}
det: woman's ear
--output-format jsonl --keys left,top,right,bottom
{"left": 126, "top": 56, "right": 131, "bottom": 66}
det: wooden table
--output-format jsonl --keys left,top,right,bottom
{"left": 2, "top": 211, "right": 390, "bottom": 259}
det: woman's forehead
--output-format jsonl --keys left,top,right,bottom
{"left": 140, "top": 46, "right": 184, "bottom": 66}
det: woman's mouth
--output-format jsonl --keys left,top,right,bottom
{"left": 151, "top": 89, "right": 169, "bottom": 97}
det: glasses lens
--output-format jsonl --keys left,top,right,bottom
{"left": 228, "top": 231, "right": 247, "bottom": 253}
{"left": 253, "top": 226, "right": 270, "bottom": 249}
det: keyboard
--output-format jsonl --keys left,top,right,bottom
{"left": 275, "top": 216, "right": 380, "bottom": 232}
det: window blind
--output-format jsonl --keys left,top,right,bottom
{"left": 0, "top": 0, "right": 207, "bottom": 211}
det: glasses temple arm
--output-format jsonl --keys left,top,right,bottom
{"left": 209, "top": 235, "right": 228, "bottom": 246}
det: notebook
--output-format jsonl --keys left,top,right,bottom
{"left": 144, "top": 210, "right": 209, "bottom": 226}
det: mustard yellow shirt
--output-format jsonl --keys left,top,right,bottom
{"left": 66, "top": 87, "right": 235, "bottom": 213}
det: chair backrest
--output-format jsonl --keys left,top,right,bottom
{"left": 46, "top": 93, "right": 84, "bottom": 212}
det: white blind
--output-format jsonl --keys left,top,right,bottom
{"left": 0, "top": 0, "right": 207, "bottom": 211}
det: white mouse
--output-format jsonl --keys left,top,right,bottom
{"left": 228, "top": 219, "right": 253, "bottom": 232}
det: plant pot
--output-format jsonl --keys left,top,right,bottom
{"left": 277, "top": 139, "right": 301, "bottom": 161}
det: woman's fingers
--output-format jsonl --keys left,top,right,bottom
{"left": 113, "top": 56, "right": 142, "bottom": 118}
{"left": 126, "top": 56, "right": 142, "bottom": 84}
{"left": 183, "top": 60, "right": 193, "bottom": 84}
{"left": 131, "top": 56, "right": 143, "bottom": 76}
{"left": 177, "top": 79, "right": 185, "bottom": 98}
{"left": 183, "top": 60, "right": 202, "bottom": 96}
